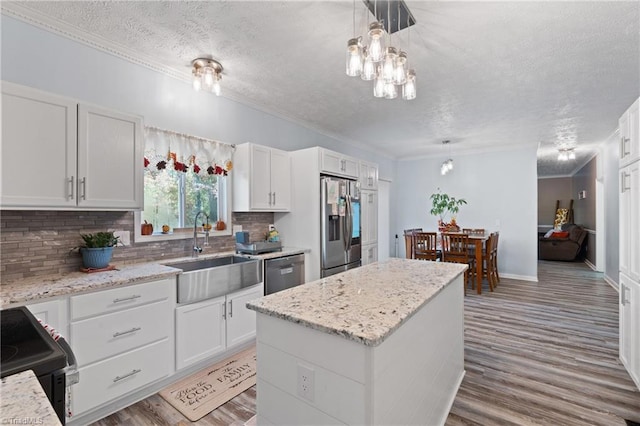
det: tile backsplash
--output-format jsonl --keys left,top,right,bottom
{"left": 0, "top": 210, "right": 274, "bottom": 282}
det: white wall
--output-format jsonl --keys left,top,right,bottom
{"left": 603, "top": 132, "right": 620, "bottom": 286}
{"left": 395, "top": 146, "right": 539, "bottom": 281}
{"left": 0, "top": 15, "right": 395, "bottom": 180}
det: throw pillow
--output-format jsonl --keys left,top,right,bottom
{"left": 550, "top": 231, "right": 569, "bottom": 239}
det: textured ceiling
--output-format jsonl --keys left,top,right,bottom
{"left": 3, "top": 1, "right": 639, "bottom": 176}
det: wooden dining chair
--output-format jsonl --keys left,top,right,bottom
{"left": 412, "top": 232, "right": 439, "bottom": 261}
{"left": 481, "top": 233, "right": 497, "bottom": 291}
{"left": 492, "top": 232, "right": 500, "bottom": 286}
{"left": 441, "top": 232, "right": 476, "bottom": 293}
{"left": 403, "top": 228, "right": 422, "bottom": 259}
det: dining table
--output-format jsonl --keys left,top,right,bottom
{"left": 444, "top": 231, "right": 491, "bottom": 294}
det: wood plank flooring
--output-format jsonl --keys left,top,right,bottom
{"left": 91, "top": 261, "right": 640, "bottom": 425}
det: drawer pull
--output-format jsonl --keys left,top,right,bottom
{"left": 113, "top": 327, "right": 141, "bottom": 338}
{"left": 112, "top": 295, "right": 141, "bottom": 304}
{"left": 113, "top": 369, "right": 142, "bottom": 383}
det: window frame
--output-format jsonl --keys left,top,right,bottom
{"left": 134, "top": 173, "right": 232, "bottom": 243}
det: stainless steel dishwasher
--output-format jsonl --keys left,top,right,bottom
{"left": 265, "top": 253, "right": 305, "bottom": 295}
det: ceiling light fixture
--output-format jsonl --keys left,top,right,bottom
{"left": 191, "top": 58, "right": 223, "bottom": 96}
{"left": 557, "top": 147, "right": 576, "bottom": 161}
{"left": 440, "top": 140, "right": 454, "bottom": 175}
{"left": 346, "top": 0, "right": 416, "bottom": 101}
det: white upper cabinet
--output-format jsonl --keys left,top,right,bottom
{"left": 233, "top": 143, "right": 291, "bottom": 211}
{"left": 320, "top": 148, "right": 359, "bottom": 179}
{"left": 620, "top": 160, "right": 640, "bottom": 282}
{"left": 359, "top": 161, "right": 379, "bottom": 190}
{"left": 1, "top": 82, "right": 143, "bottom": 210}
{"left": 620, "top": 97, "right": 639, "bottom": 166}
{"left": 2, "top": 83, "right": 78, "bottom": 208}
{"left": 361, "top": 189, "right": 378, "bottom": 246}
{"left": 77, "top": 104, "right": 143, "bottom": 209}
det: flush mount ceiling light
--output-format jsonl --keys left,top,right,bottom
{"left": 346, "top": 0, "right": 417, "bottom": 101}
{"left": 191, "top": 58, "right": 223, "bottom": 96}
{"left": 440, "top": 140, "right": 454, "bottom": 175}
{"left": 557, "top": 147, "right": 576, "bottom": 161}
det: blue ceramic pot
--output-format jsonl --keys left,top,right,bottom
{"left": 80, "top": 247, "right": 113, "bottom": 269}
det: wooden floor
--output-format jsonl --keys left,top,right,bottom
{"left": 92, "top": 261, "right": 640, "bottom": 425}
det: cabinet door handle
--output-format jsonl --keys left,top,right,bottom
{"left": 272, "top": 192, "right": 276, "bottom": 206}
{"left": 113, "top": 369, "right": 141, "bottom": 383}
{"left": 222, "top": 302, "right": 226, "bottom": 319}
{"left": 113, "top": 294, "right": 141, "bottom": 304}
{"left": 229, "top": 300, "right": 233, "bottom": 318}
{"left": 621, "top": 172, "right": 631, "bottom": 193}
{"left": 621, "top": 285, "right": 627, "bottom": 305}
{"left": 68, "top": 176, "right": 75, "bottom": 200}
{"left": 268, "top": 192, "right": 272, "bottom": 205}
{"left": 621, "top": 137, "right": 631, "bottom": 157}
{"left": 80, "top": 177, "right": 87, "bottom": 200}
{"left": 113, "top": 327, "right": 141, "bottom": 338}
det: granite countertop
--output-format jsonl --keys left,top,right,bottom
{"left": 0, "top": 263, "right": 181, "bottom": 307}
{"left": 0, "top": 370, "right": 62, "bottom": 426}
{"left": 1, "top": 247, "right": 310, "bottom": 307}
{"left": 246, "top": 258, "right": 467, "bottom": 347}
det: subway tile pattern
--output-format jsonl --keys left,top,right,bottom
{"left": 0, "top": 210, "right": 273, "bottom": 282}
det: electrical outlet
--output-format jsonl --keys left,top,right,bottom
{"left": 297, "top": 364, "right": 315, "bottom": 402}
{"left": 113, "top": 230, "right": 130, "bottom": 246}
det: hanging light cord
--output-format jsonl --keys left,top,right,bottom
{"left": 352, "top": 0, "right": 356, "bottom": 37}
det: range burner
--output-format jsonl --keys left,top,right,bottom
{"left": 1, "top": 345, "right": 19, "bottom": 364}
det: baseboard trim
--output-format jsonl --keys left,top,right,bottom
{"left": 584, "top": 259, "right": 597, "bottom": 271}
{"left": 603, "top": 274, "right": 619, "bottom": 291}
{"left": 500, "top": 273, "right": 538, "bottom": 282}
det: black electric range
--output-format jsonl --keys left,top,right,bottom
{"left": 1, "top": 307, "right": 68, "bottom": 423}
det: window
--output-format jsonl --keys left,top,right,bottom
{"left": 136, "top": 127, "right": 233, "bottom": 240}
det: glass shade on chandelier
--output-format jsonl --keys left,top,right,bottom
{"left": 441, "top": 158, "right": 454, "bottom": 175}
{"left": 367, "top": 21, "right": 386, "bottom": 62}
{"left": 402, "top": 69, "right": 416, "bottom": 100}
{"left": 361, "top": 47, "right": 376, "bottom": 81}
{"left": 346, "top": 38, "right": 363, "bottom": 77}
{"left": 192, "top": 58, "right": 223, "bottom": 96}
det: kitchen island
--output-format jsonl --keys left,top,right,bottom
{"left": 246, "top": 258, "right": 467, "bottom": 426}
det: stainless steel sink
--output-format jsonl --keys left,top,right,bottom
{"left": 165, "top": 256, "right": 263, "bottom": 304}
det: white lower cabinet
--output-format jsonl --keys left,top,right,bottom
{"left": 175, "top": 296, "right": 227, "bottom": 370}
{"left": 69, "top": 278, "right": 175, "bottom": 416}
{"left": 27, "top": 298, "right": 69, "bottom": 338}
{"left": 72, "top": 339, "right": 172, "bottom": 416}
{"left": 620, "top": 273, "right": 640, "bottom": 389}
{"left": 176, "top": 284, "right": 262, "bottom": 370}
{"left": 362, "top": 243, "right": 378, "bottom": 266}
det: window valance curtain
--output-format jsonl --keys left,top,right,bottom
{"left": 143, "top": 126, "right": 235, "bottom": 175}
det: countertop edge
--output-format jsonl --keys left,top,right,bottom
{"left": 247, "top": 260, "right": 467, "bottom": 347}
{"left": 0, "top": 370, "right": 62, "bottom": 426}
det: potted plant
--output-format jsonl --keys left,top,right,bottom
{"left": 429, "top": 189, "right": 467, "bottom": 231}
{"left": 77, "top": 231, "right": 120, "bottom": 269}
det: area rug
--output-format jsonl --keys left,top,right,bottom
{"left": 159, "top": 346, "right": 256, "bottom": 422}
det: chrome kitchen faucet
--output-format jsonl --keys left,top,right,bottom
{"left": 193, "top": 211, "right": 210, "bottom": 257}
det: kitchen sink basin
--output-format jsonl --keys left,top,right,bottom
{"left": 165, "top": 256, "right": 263, "bottom": 304}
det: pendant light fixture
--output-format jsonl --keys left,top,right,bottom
{"left": 192, "top": 58, "right": 223, "bottom": 96}
{"left": 344, "top": 0, "right": 416, "bottom": 101}
{"left": 440, "top": 140, "right": 454, "bottom": 175}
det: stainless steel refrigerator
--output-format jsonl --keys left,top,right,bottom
{"left": 321, "top": 175, "right": 361, "bottom": 277}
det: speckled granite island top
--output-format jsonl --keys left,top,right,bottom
{"left": 246, "top": 258, "right": 467, "bottom": 346}
{"left": 1, "top": 263, "right": 181, "bottom": 306}
{"left": 0, "top": 370, "right": 62, "bottom": 426}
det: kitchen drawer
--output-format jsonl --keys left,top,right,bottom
{"left": 71, "top": 299, "right": 171, "bottom": 366}
{"left": 72, "top": 338, "right": 172, "bottom": 415}
{"left": 70, "top": 278, "right": 173, "bottom": 320}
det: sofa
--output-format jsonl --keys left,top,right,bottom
{"left": 538, "top": 223, "right": 588, "bottom": 261}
